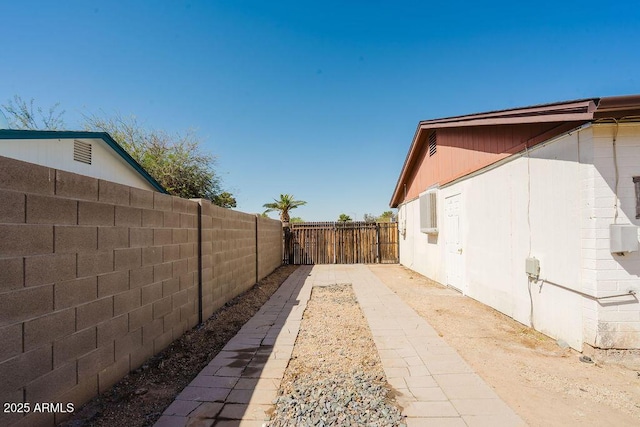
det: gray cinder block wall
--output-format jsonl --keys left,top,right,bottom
{"left": 0, "top": 155, "right": 283, "bottom": 427}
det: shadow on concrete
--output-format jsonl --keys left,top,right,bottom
{"left": 156, "top": 265, "right": 313, "bottom": 426}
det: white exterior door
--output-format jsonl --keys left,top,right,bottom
{"left": 445, "top": 193, "right": 464, "bottom": 293}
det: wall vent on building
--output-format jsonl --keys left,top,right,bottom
{"left": 73, "top": 140, "right": 92, "bottom": 165}
{"left": 428, "top": 131, "right": 437, "bottom": 157}
{"left": 420, "top": 189, "right": 438, "bottom": 234}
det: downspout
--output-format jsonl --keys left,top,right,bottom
{"left": 611, "top": 119, "right": 620, "bottom": 224}
{"left": 525, "top": 140, "right": 535, "bottom": 329}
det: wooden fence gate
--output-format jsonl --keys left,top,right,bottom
{"left": 283, "top": 221, "right": 398, "bottom": 265}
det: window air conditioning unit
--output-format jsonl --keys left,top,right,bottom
{"left": 420, "top": 189, "right": 438, "bottom": 234}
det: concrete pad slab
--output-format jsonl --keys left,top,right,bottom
{"left": 432, "top": 373, "right": 487, "bottom": 387}
{"left": 197, "top": 366, "right": 219, "bottom": 375}
{"left": 181, "top": 418, "right": 213, "bottom": 427}
{"left": 406, "top": 417, "right": 467, "bottom": 427}
{"left": 381, "top": 358, "right": 409, "bottom": 368}
{"left": 225, "top": 389, "right": 254, "bottom": 404}
{"left": 423, "top": 360, "right": 473, "bottom": 375}
{"left": 214, "top": 421, "right": 265, "bottom": 427}
{"left": 162, "top": 400, "right": 201, "bottom": 416}
{"left": 463, "top": 414, "right": 526, "bottom": 427}
{"left": 378, "top": 349, "right": 401, "bottom": 359}
{"left": 219, "top": 403, "right": 272, "bottom": 420}
{"left": 450, "top": 398, "right": 515, "bottom": 416}
{"left": 439, "top": 384, "right": 497, "bottom": 400}
{"left": 404, "top": 376, "right": 438, "bottom": 388}
{"left": 234, "top": 378, "right": 279, "bottom": 391}
{"left": 188, "top": 402, "right": 224, "bottom": 418}
{"left": 409, "top": 387, "right": 448, "bottom": 401}
{"left": 384, "top": 367, "right": 410, "bottom": 378}
{"left": 189, "top": 375, "right": 238, "bottom": 389}
{"left": 154, "top": 415, "right": 188, "bottom": 427}
{"left": 404, "top": 356, "right": 425, "bottom": 366}
{"left": 403, "top": 401, "right": 459, "bottom": 417}
{"left": 387, "top": 376, "right": 408, "bottom": 389}
{"left": 214, "top": 367, "right": 245, "bottom": 377}
{"left": 409, "top": 365, "right": 432, "bottom": 377}
{"left": 175, "top": 386, "right": 230, "bottom": 402}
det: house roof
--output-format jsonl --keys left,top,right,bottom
{"left": 0, "top": 129, "right": 167, "bottom": 193}
{"left": 390, "top": 94, "right": 640, "bottom": 208}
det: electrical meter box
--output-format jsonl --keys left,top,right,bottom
{"left": 525, "top": 257, "right": 540, "bottom": 278}
{"left": 610, "top": 224, "right": 639, "bottom": 253}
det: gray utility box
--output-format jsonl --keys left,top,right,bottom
{"left": 610, "top": 224, "right": 639, "bottom": 253}
{"left": 525, "top": 257, "right": 540, "bottom": 279}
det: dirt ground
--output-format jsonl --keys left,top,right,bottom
{"left": 61, "top": 265, "right": 299, "bottom": 427}
{"left": 369, "top": 264, "right": 640, "bottom": 427}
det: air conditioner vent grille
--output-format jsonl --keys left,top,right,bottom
{"left": 420, "top": 190, "right": 438, "bottom": 234}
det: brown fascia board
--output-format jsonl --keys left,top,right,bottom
{"left": 389, "top": 95, "right": 640, "bottom": 207}
{"left": 390, "top": 98, "right": 601, "bottom": 208}
{"left": 597, "top": 94, "right": 640, "bottom": 111}
{"left": 418, "top": 99, "right": 597, "bottom": 128}
{"left": 389, "top": 124, "right": 423, "bottom": 208}
{"left": 594, "top": 94, "right": 640, "bottom": 118}
{"left": 419, "top": 112, "right": 595, "bottom": 129}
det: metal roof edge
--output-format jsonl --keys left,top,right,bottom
{"left": 0, "top": 129, "right": 167, "bottom": 193}
{"left": 418, "top": 99, "right": 599, "bottom": 127}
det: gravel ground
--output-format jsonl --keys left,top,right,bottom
{"left": 268, "top": 284, "right": 405, "bottom": 427}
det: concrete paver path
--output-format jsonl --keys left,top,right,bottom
{"left": 155, "top": 265, "right": 524, "bottom": 426}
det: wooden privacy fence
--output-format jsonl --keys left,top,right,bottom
{"left": 284, "top": 221, "right": 398, "bottom": 265}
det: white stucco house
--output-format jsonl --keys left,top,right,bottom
{"left": 390, "top": 95, "right": 640, "bottom": 358}
{"left": 0, "top": 129, "right": 165, "bottom": 192}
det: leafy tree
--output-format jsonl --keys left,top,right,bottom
{"left": 338, "top": 213, "right": 352, "bottom": 222}
{"left": 84, "top": 112, "right": 231, "bottom": 203}
{"left": 378, "top": 210, "right": 397, "bottom": 222}
{"left": 263, "top": 194, "right": 307, "bottom": 223}
{"left": 1, "top": 95, "right": 65, "bottom": 130}
{"left": 362, "top": 211, "right": 397, "bottom": 222}
{"left": 289, "top": 217, "right": 304, "bottom": 223}
{"left": 212, "top": 192, "right": 237, "bottom": 208}
{"left": 363, "top": 213, "right": 376, "bottom": 223}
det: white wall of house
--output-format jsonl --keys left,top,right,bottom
{"left": 398, "top": 198, "right": 442, "bottom": 281}
{"left": 0, "top": 137, "right": 155, "bottom": 191}
{"left": 399, "top": 125, "right": 640, "bottom": 350}
{"left": 587, "top": 123, "right": 640, "bottom": 349}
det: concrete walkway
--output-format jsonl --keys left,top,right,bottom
{"left": 155, "top": 265, "right": 523, "bottom": 426}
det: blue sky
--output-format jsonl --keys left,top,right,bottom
{"left": 1, "top": 1, "right": 639, "bottom": 221}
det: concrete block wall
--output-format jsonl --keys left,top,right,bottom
{"left": 589, "top": 123, "right": 640, "bottom": 349}
{"left": 0, "top": 156, "right": 282, "bottom": 427}
{"left": 257, "top": 216, "right": 284, "bottom": 281}
{"left": 197, "top": 201, "right": 283, "bottom": 320}
{"left": 578, "top": 126, "right": 600, "bottom": 348}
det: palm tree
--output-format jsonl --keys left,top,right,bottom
{"left": 263, "top": 194, "right": 307, "bottom": 224}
